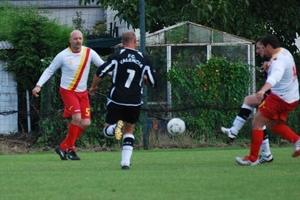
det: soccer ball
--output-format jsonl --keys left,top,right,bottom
{"left": 167, "top": 118, "right": 186, "bottom": 135}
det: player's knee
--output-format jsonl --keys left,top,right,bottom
{"left": 71, "top": 113, "right": 82, "bottom": 125}
{"left": 244, "top": 95, "right": 257, "bottom": 106}
{"left": 80, "top": 120, "right": 91, "bottom": 129}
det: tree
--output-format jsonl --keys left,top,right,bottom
{"left": 0, "top": 3, "right": 73, "bottom": 91}
{"left": 79, "top": 0, "right": 300, "bottom": 54}
{"left": 79, "top": 0, "right": 192, "bottom": 33}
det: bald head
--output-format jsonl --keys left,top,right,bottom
{"left": 70, "top": 30, "right": 83, "bottom": 38}
{"left": 69, "top": 30, "right": 83, "bottom": 52}
{"left": 122, "top": 30, "right": 136, "bottom": 48}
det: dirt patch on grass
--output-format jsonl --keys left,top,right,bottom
{"left": 0, "top": 131, "right": 292, "bottom": 155}
{"left": 0, "top": 133, "right": 39, "bottom": 154}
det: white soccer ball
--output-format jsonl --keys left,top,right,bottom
{"left": 167, "top": 118, "right": 186, "bottom": 135}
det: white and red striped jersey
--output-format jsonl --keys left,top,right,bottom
{"left": 266, "top": 48, "right": 299, "bottom": 103}
{"left": 37, "top": 46, "right": 104, "bottom": 92}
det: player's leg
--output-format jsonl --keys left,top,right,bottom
{"left": 120, "top": 105, "right": 141, "bottom": 170}
{"left": 63, "top": 90, "right": 88, "bottom": 160}
{"left": 252, "top": 127, "right": 274, "bottom": 165}
{"left": 66, "top": 113, "right": 82, "bottom": 160}
{"left": 66, "top": 91, "right": 92, "bottom": 160}
{"left": 236, "top": 110, "right": 269, "bottom": 165}
{"left": 76, "top": 90, "right": 91, "bottom": 139}
{"left": 102, "top": 102, "right": 124, "bottom": 140}
{"left": 121, "top": 123, "right": 135, "bottom": 170}
{"left": 103, "top": 123, "right": 116, "bottom": 138}
{"left": 266, "top": 99, "right": 300, "bottom": 157}
{"left": 221, "top": 94, "right": 260, "bottom": 139}
{"left": 237, "top": 93, "right": 300, "bottom": 165}
{"left": 56, "top": 88, "right": 81, "bottom": 160}
{"left": 261, "top": 127, "right": 273, "bottom": 156}
{"left": 261, "top": 127, "right": 271, "bottom": 156}
{"left": 103, "top": 120, "right": 124, "bottom": 139}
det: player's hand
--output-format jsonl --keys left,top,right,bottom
{"left": 143, "top": 75, "right": 149, "bottom": 85}
{"left": 32, "top": 86, "right": 41, "bottom": 97}
{"left": 256, "top": 90, "right": 265, "bottom": 102}
{"left": 260, "top": 62, "right": 269, "bottom": 72}
{"left": 89, "top": 86, "right": 98, "bottom": 96}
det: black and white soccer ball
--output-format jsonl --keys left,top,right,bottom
{"left": 167, "top": 118, "right": 186, "bottom": 135}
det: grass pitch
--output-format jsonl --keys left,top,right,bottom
{"left": 0, "top": 146, "right": 299, "bottom": 200}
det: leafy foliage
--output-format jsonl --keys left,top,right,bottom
{"left": 72, "top": 11, "right": 110, "bottom": 39}
{"left": 79, "top": 0, "right": 193, "bottom": 33}
{"left": 167, "top": 57, "right": 252, "bottom": 140}
{"left": 0, "top": 2, "right": 73, "bottom": 91}
{"left": 79, "top": 0, "right": 300, "bottom": 56}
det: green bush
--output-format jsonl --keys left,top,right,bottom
{"left": 167, "top": 57, "right": 253, "bottom": 141}
{"left": 0, "top": 2, "right": 73, "bottom": 92}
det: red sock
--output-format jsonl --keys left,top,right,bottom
{"left": 272, "top": 124, "right": 300, "bottom": 143}
{"left": 76, "top": 127, "right": 84, "bottom": 139}
{"left": 249, "top": 130, "right": 263, "bottom": 162}
{"left": 59, "top": 137, "right": 69, "bottom": 151}
{"left": 61, "top": 123, "right": 79, "bottom": 151}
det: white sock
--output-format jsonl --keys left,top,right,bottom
{"left": 231, "top": 116, "right": 245, "bottom": 135}
{"left": 121, "top": 134, "right": 135, "bottom": 166}
{"left": 261, "top": 138, "right": 271, "bottom": 157}
{"left": 103, "top": 124, "right": 116, "bottom": 138}
{"left": 263, "top": 125, "right": 266, "bottom": 130}
{"left": 231, "top": 104, "right": 253, "bottom": 135}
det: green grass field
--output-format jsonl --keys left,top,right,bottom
{"left": 1, "top": 146, "right": 299, "bottom": 200}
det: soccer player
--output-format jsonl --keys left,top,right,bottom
{"left": 221, "top": 36, "right": 273, "bottom": 165}
{"left": 236, "top": 34, "right": 300, "bottom": 166}
{"left": 32, "top": 30, "right": 104, "bottom": 160}
{"left": 89, "top": 30, "right": 159, "bottom": 170}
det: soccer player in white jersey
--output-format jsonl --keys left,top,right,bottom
{"left": 32, "top": 30, "right": 104, "bottom": 160}
{"left": 221, "top": 37, "right": 274, "bottom": 165}
{"left": 89, "top": 30, "right": 159, "bottom": 170}
{"left": 236, "top": 35, "right": 300, "bottom": 166}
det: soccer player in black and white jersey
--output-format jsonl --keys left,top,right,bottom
{"left": 89, "top": 30, "right": 159, "bottom": 170}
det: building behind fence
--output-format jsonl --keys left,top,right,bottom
{"left": 0, "top": 41, "right": 18, "bottom": 134}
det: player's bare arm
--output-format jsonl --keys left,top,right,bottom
{"left": 89, "top": 75, "right": 102, "bottom": 96}
{"left": 143, "top": 75, "right": 149, "bottom": 85}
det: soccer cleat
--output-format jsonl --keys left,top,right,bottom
{"left": 55, "top": 146, "right": 68, "bottom": 160}
{"left": 114, "top": 120, "right": 124, "bottom": 141}
{"left": 251, "top": 154, "right": 274, "bottom": 166}
{"left": 221, "top": 127, "right": 237, "bottom": 141}
{"left": 292, "top": 138, "right": 300, "bottom": 158}
{"left": 235, "top": 156, "right": 255, "bottom": 166}
{"left": 67, "top": 149, "right": 81, "bottom": 160}
{"left": 121, "top": 165, "right": 130, "bottom": 170}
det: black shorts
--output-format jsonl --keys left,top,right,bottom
{"left": 264, "top": 89, "right": 271, "bottom": 100}
{"left": 105, "top": 102, "right": 141, "bottom": 124}
{"left": 256, "top": 90, "right": 271, "bottom": 109}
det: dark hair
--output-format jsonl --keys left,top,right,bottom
{"left": 255, "top": 36, "right": 265, "bottom": 43}
{"left": 261, "top": 35, "right": 280, "bottom": 48}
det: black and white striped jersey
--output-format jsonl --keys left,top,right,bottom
{"left": 96, "top": 47, "right": 159, "bottom": 106}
